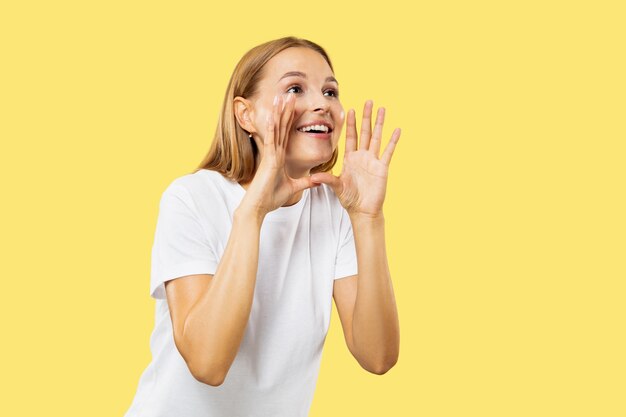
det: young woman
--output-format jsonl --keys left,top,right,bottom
{"left": 124, "top": 36, "right": 401, "bottom": 417}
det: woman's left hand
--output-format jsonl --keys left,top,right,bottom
{"left": 310, "top": 100, "right": 401, "bottom": 217}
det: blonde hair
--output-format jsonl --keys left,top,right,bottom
{"left": 192, "top": 36, "right": 339, "bottom": 183}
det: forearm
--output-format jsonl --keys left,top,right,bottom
{"left": 350, "top": 212, "right": 400, "bottom": 373}
{"left": 181, "top": 206, "right": 264, "bottom": 382}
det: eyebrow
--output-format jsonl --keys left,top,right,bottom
{"left": 278, "top": 71, "right": 339, "bottom": 86}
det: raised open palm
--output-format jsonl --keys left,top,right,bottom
{"left": 311, "top": 100, "right": 401, "bottom": 217}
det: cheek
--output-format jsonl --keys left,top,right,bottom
{"left": 333, "top": 105, "right": 345, "bottom": 128}
{"left": 290, "top": 108, "right": 302, "bottom": 129}
{"left": 334, "top": 108, "right": 345, "bottom": 139}
{"left": 256, "top": 99, "right": 278, "bottom": 128}
{"left": 255, "top": 109, "right": 268, "bottom": 131}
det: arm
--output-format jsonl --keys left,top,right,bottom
{"left": 166, "top": 206, "right": 264, "bottom": 386}
{"left": 312, "top": 99, "right": 402, "bottom": 375}
{"left": 348, "top": 212, "right": 399, "bottom": 374}
{"left": 166, "top": 93, "right": 313, "bottom": 386}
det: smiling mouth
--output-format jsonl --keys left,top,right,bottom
{"left": 294, "top": 128, "right": 332, "bottom": 139}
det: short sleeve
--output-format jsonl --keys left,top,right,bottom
{"left": 334, "top": 208, "right": 358, "bottom": 280}
{"left": 150, "top": 183, "right": 220, "bottom": 299}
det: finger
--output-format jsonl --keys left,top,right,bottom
{"left": 291, "top": 175, "right": 319, "bottom": 193}
{"left": 345, "top": 109, "right": 357, "bottom": 153}
{"left": 273, "top": 95, "right": 282, "bottom": 150}
{"left": 370, "top": 107, "right": 385, "bottom": 158}
{"left": 264, "top": 112, "right": 276, "bottom": 157}
{"left": 280, "top": 94, "right": 296, "bottom": 149}
{"left": 380, "top": 128, "right": 401, "bottom": 166}
{"left": 310, "top": 172, "right": 343, "bottom": 196}
{"left": 279, "top": 93, "right": 295, "bottom": 147}
{"left": 278, "top": 94, "right": 290, "bottom": 147}
{"left": 359, "top": 100, "right": 373, "bottom": 150}
{"left": 284, "top": 95, "right": 297, "bottom": 150}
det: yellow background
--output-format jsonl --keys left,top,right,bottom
{"left": 1, "top": 1, "right": 624, "bottom": 416}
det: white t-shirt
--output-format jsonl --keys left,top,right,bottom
{"left": 124, "top": 168, "right": 358, "bottom": 417}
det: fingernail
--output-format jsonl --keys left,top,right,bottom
{"left": 273, "top": 96, "right": 278, "bottom": 105}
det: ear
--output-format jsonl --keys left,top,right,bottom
{"left": 233, "top": 96, "right": 256, "bottom": 134}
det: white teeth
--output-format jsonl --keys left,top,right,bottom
{"left": 297, "top": 124, "right": 329, "bottom": 133}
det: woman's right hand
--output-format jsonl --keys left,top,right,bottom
{"left": 238, "top": 93, "right": 318, "bottom": 217}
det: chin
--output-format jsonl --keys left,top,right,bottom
{"left": 288, "top": 154, "right": 333, "bottom": 175}
{"left": 289, "top": 143, "right": 333, "bottom": 161}
{"left": 307, "top": 151, "right": 334, "bottom": 166}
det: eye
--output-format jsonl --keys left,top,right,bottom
{"left": 324, "top": 89, "right": 339, "bottom": 98}
{"left": 286, "top": 85, "right": 303, "bottom": 94}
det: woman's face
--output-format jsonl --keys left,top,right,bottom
{"left": 237, "top": 47, "right": 345, "bottom": 178}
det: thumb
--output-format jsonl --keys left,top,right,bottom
{"left": 290, "top": 175, "right": 320, "bottom": 194}
{"left": 310, "top": 172, "right": 342, "bottom": 195}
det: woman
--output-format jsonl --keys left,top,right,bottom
{"left": 124, "top": 36, "right": 401, "bottom": 417}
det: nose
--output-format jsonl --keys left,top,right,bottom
{"left": 308, "top": 91, "right": 331, "bottom": 114}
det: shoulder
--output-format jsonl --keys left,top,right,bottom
{"left": 165, "top": 169, "right": 217, "bottom": 193}
{"left": 160, "top": 169, "right": 243, "bottom": 224}
{"left": 162, "top": 169, "right": 235, "bottom": 202}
